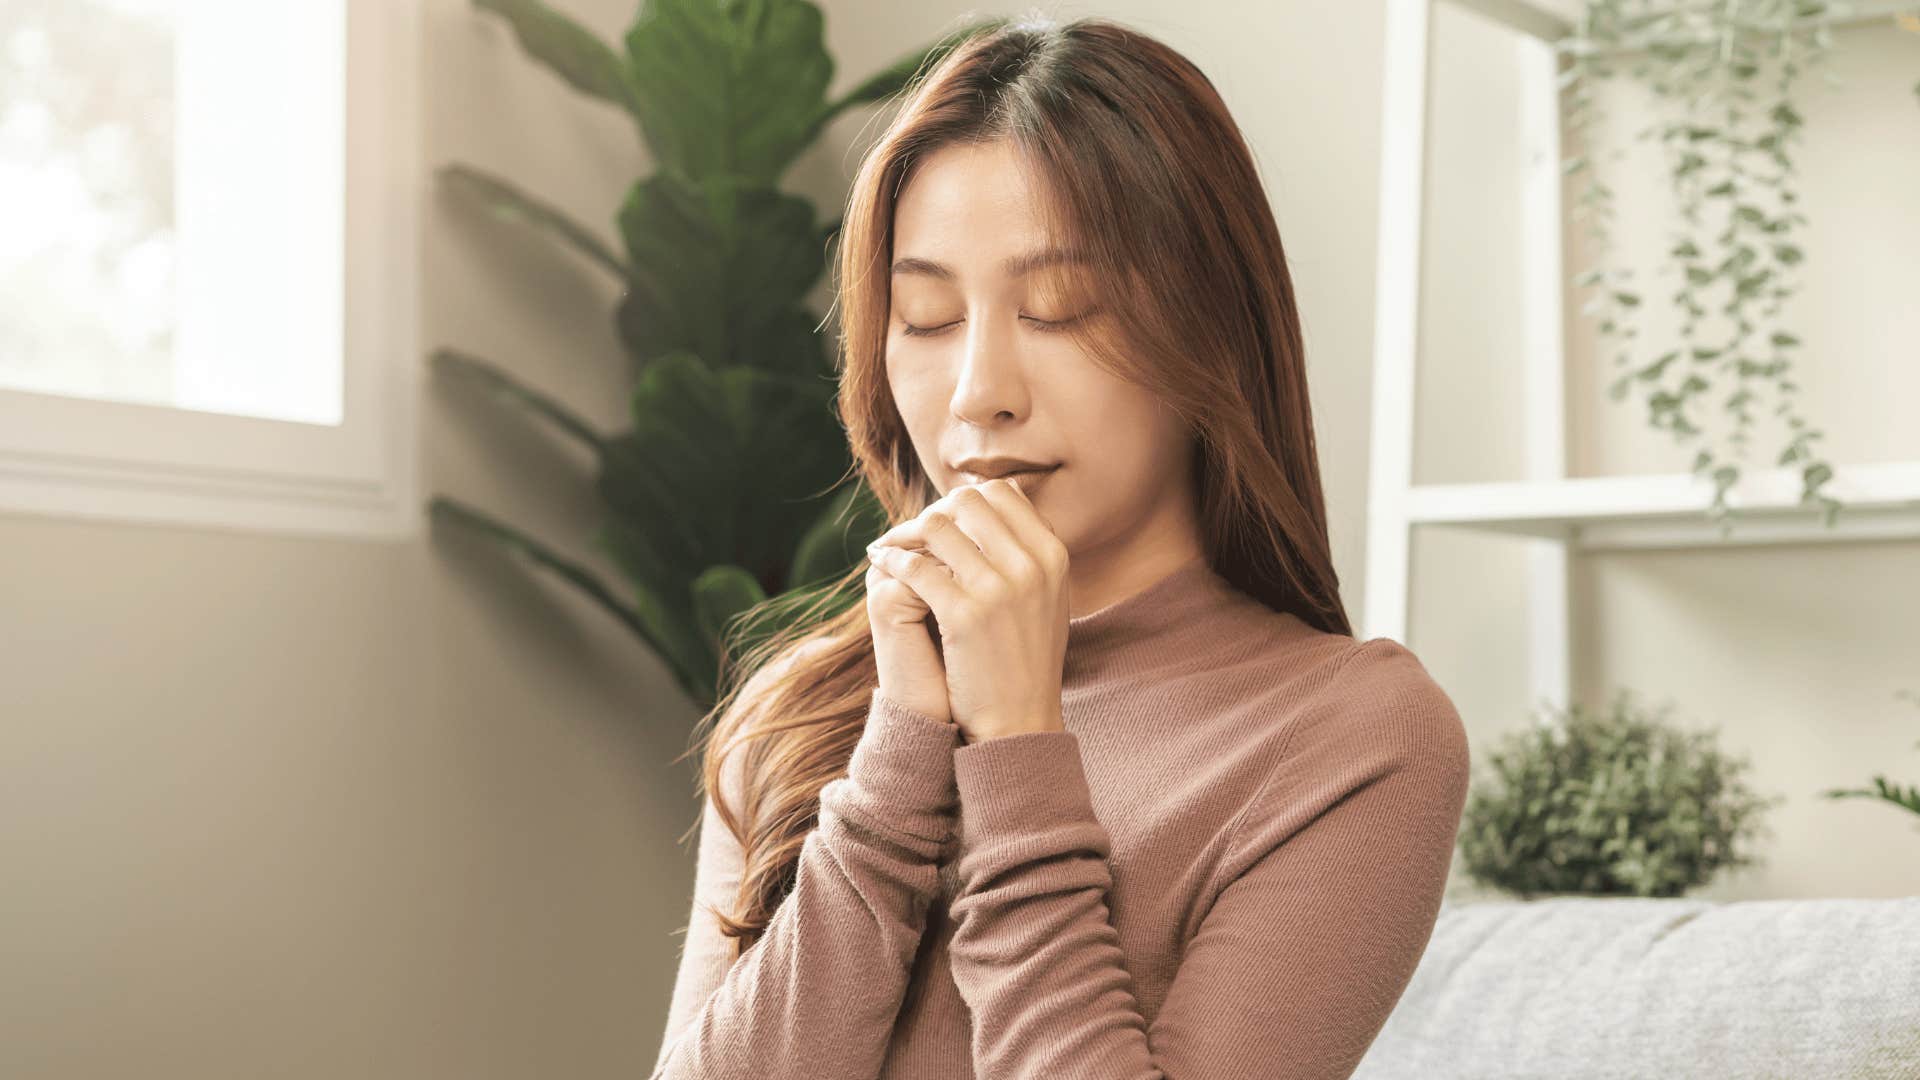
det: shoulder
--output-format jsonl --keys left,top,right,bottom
{"left": 1205, "top": 634, "right": 1472, "bottom": 888}
{"left": 1284, "top": 635, "right": 1471, "bottom": 794}
{"left": 1330, "top": 637, "right": 1462, "bottom": 723}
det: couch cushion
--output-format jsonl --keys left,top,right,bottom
{"left": 1352, "top": 896, "right": 1920, "bottom": 1079}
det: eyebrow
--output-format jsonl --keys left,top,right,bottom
{"left": 890, "top": 247, "right": 1086, "bottom": 282}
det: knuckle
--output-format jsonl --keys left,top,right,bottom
{"left": 1004, "top": 558, "right": 1041, "bottom": 590}
{"left": 1043, "top": 539, "right": 1070, "bottom": 571}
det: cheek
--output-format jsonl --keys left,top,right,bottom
{"left": 887, "top": 364, "right": 950, "bottom": 470}
{"left": 1054, "top": 393, "right": 1183, "bottom": 496}
{"left": 888, "top": 363, "right": 945, "bottom": 425}
{"left": 1051, "top": 378, "right": 1161, "bottom": 459}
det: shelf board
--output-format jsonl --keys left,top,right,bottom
{"left": 1447, "top": 0, "right": 1585, "bottom": 41}
{"left": 1405, "top": 460, "right": 1920, "bottom": 550}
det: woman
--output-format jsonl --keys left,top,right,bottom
{"left": 652, "top": 14, "right": 1470, "bottom": 1080}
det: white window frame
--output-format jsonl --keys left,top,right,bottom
{"left": 0, "top": 0, "right": 421, "bottom": 540}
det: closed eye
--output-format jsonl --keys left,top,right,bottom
{"left": 899, "top": 315, "right": 1082, "bottom": 338}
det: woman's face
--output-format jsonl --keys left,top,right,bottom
{"left": 885, "top": 138, "right": 1199, "bottom": 572}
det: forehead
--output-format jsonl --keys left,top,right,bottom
{"left": 891, "top": 140, "right": 1057, "bottom": 277}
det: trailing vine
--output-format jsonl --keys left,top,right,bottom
{"left": 1554, "top": 1, "right": 1905, "bottom": 536}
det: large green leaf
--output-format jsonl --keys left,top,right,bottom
{"left": 430, "top": 496, "right": 713, "bottom": 700}
{"left": 689, "top": 563, "right": 770, "bottom": 658}
{"left": 590, "top": 351, "right": 847, "bottom": 694}
{"left": 722, "top": 369, "right": 853, "bottom": 572}
{"left": 598, "top": 350, "right": 846, "bottom": 575}
{"left": 788, "top": 478, "right": 888, "bottom": 590}
{"left": 597, "top": 432, "right": 712, "bottom": 577}
{"left": 614, "top": 173, "right": 823, "bottom": 370}
{"left": 475, "top": 0, "right": 643, "bottom": 122}
{"left": 732, "top": 307, "right": 830, "bottom": 381}
{"left": 624, "top": 0, "right": 834, "bottom": 185}
{"left": 439, "top": 163, "right": 630, "bottom": 281}
{"left": 591, "top": 516, "right": 714, "bottom": 702}
{"left": 430, "top": 346, "right": 607, "bottom": 456}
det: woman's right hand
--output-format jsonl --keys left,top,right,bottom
{"left": 864, "top": 548, "right": 953, "bottom": 724}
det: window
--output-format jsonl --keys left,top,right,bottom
{"left": 0, "top": 0, "right": 419, "bottom": 538}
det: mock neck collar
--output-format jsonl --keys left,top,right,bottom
{"left": 1062, "top": 553, "right": 1243, "bottom": 685}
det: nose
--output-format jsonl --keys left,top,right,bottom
{"left": 949, "top": 312, "right": 1032, "bottom": 425}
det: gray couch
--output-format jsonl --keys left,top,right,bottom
{"left": 1352, "top": 895, "right": 1920, "bottom": 1079}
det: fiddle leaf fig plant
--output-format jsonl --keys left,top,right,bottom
{"left": 1554, "top": 0, "right": 1914, "bottom": 537}
{"left": 427, "top": 0, "right": 1004, "bottom": 708}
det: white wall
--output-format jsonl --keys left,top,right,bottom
{"left": 1412, "top": 3, "right": 1920, "bottom": 902}
{"left": 1, "top": 2, "right": 1913, "bottom": 1077}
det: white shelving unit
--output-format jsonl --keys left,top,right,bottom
{"left": 1364, "top": 0, "right": 1920, "bottom": 715}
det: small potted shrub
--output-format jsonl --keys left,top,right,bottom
{"left": 1458, "top": 689, "right": 1782, "bottom": 899}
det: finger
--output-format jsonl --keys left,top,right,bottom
{"left": 870, "top": 474, "right": 1010, "bottom": 549}
{"left": 866, "top": 498, "right": 965, "bottom": 558}
{"left": 870, "top": 509, "right": 940, "bottom": 552}
{"left": 938, "top": 483, "right": 1032, "bottom": 581}
{"left": 889, "top": 506, "right": 998, "bottom": 588}
{"left": 866, "top": 561, "right": 928, "bottom": 622}
{"left": 868, "top": 545, "right": 965, "bottom": 615}
{"left": 974, "top": 477, "right": 1063, "bottom": 558}
{"left": 866, "top": 547, "right": 954, "bottom": 583}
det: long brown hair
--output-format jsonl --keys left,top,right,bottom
{"left": 682, "top": 12, "right": 1349, "bottom": 960}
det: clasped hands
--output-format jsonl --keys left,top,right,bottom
{"left": 865, "top": 478, "right": 1071, "bottom": 744}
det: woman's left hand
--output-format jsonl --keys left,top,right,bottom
{"left": 865, "top": 478, "right": 1070, "bottom": 745}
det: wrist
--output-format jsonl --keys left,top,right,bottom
{"left": 966, "top": 711, "right": 1065, "bottom": 744}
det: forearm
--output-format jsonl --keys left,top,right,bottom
{"left": 652, "top": 692, "right": 961, "bottom": 1079}
{"left": 945, "top": 729, "right": 1154, "bottom": 1077}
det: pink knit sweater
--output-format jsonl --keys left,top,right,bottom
{"left": 651, "top": 553, "right": 1472, "bottom": 1079}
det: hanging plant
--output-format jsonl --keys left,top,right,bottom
{"left": 1554, "top": 1, "right": 1908, "bottom": 536}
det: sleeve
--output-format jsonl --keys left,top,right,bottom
{"left": 944, "top": 638, "right": 1472, "bottom": 1080}
{"left": 649, "top": 687, "right": 964, "bottom": 1079}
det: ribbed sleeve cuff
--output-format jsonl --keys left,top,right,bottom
{"left": 952, "top": 730, "right": 1108, "bottom": 870}
{"left": 847, "top": 689, "right": 964, "bottom": 815}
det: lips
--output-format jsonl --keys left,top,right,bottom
{"left": 960, "top": 464, "right": 1060, "bottom": 492}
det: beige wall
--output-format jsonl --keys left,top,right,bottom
{"left": 1, "top": 1, "right": 1914, "bottom": 1077}
{"left": 3, "top": 1, "right": 698, "bottom": 1075}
